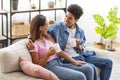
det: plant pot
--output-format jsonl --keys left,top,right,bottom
{"left": 94, "top": 43, "right": 106, "bottom": 49}
{"left": 11, "top": 0, "right": 19, "bottom": 10}
{"left": 107, "top": 40, "right": 115, "bottom": 51}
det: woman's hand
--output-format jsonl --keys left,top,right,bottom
{"left": 58, "top": 51, "right": 86, "bottom": 66}
{"left": 47, "top": 47, "right": 56, "bottom": 57}
{"left": 73, "top": 60, "right": 86, "bottom": 66}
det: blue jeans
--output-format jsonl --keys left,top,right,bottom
{"left": 63, "top": 55, "right": 112, "bottom": 80}
{"left": 45, "top": 59, "right": 95, "bottom": 80}
{"left": 85, "top": 55, "right": 112, "bottom": 80}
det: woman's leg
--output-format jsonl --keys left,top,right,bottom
{"left": 89, "top": 63, "right": 98, "bottom": 80}
{"left": 46, "top": 59, "right": 86, "bottom": 80}
{"left": 50, "top": 66, "right": 86, "bottom": 80}
{"left": 63, "top": 56, "right": 96, "bottom": 80}
{"left": 63, "top": 63, "right": 95, "bottom": 80}
{"left": 73, "top": 56, "right": 98, "bottom": 80}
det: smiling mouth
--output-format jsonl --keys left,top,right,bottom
{"left": 65, "top": 21, "right": 69, "bottom": 24}
{"left": 65, "top": 23, "right": 68, "bottom": 26}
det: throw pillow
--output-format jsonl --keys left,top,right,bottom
{"left": 0, "top": 39, "right": 32, "bottom": 73}
{"left": 19, "top": 56, "right": 59, "bottom": 80}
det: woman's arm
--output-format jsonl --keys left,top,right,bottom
{"left": 58, "top": 51, "right": 86, "bottom": 66}
{"left": 30, "top": 47, "right": 56, "bottom": 67}
{"left": 46, "top": 34, "right": 86, "bottom": 65}
{"left": 30, "top": 52, "right": 49, "bottom": 67}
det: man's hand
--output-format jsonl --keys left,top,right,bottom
{"left": 26, "top": 39, "right": 35, "bottom": 50}
{"left": 76, "top": 39, "right": 83, "bottom": 51}
{"left": 76, "top": 39, "right": 81, "bottom": 48}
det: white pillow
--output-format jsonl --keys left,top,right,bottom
{"left": 0, "top": 39, "right": 32, "bottom": 73}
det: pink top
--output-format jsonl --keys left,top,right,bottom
{"left": 30, "top": 37, "right": 57, "bottom": 62}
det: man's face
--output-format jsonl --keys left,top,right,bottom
{"left": 64, "top": 12, "right": 78, "bottom": 29}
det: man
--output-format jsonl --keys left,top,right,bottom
{"left": 47, "top": 4, "right": 112, "bottom": 80}
{"left": 28, "top": 4, "right": 112, "bottom": 80}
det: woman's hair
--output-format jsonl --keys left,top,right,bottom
{"left": 67, "top": 4, "right": 83, "bottom": 19}
{"left": 30, "top": 14, "right": 46, "bottom": 41}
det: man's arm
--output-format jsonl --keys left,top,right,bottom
{"left": 26, "top": 35, "right": 35, "bottom": 50}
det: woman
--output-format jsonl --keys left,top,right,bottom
{"left": 29, "top": 14, "right": 95, "bottom": 80}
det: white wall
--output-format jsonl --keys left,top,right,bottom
{"left": 0, "top": 0, "right": 120, "bottom": 43}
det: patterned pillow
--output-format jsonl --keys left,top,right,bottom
{"left": 19, "top": 56, "right": 59, "bottom": 80}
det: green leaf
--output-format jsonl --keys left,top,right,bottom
{"left": 107, "top": 7, "right": 120, "bottom": 24}
{"left": 106, "top": 33, "right": 117, "bottom": 40}
{"left": 93, "top": 14, "right": 105, "bottom": 27}
{"left": 104, "top": 23, "right": 118, "bottom": 40}
{"left": 115, "top": 17, "right": 120, "bottom": 24}
{"left": 109, "top": 7, "right": 118, "bottom": 17}
{"left": 95, "top": 26, "right": 105, "bottom": 35}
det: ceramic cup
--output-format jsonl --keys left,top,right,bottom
{"left": 53, "top": 43, "right": 61, "bottom": 53}
{"left": 69, "top": 38, "right": 76, "bottom": 47}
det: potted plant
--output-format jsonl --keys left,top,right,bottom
{"left": 11, "top": 0, "right": 19, "bottom": 10}
{"left": 93, "top": 7, "right": 120, "bottom": 50}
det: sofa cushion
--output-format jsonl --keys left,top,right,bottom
{"left": 19, "top": 56, "right": 59, "bottom": 80}
{"left": 0, "top": 71, "right": 43, "bottom": 80}
{"left": 0, "top": 39, "right": 32, "bottom": 73}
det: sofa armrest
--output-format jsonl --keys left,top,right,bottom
{"left": 86, "top": 46, "right": 120, "bottom": 64}
{"left": 0, "top": 39, "right": 32, "bottom": 73}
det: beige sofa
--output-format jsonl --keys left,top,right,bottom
{"left": 0, "top": 39, "right": 110, "bottom": 80}
{"left": 0, "top": 39, "right": 44, "bottom": 80}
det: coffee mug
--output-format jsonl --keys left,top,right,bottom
{"left": 53, "top": 43, "right": 61, "bottom": 53}
{"left": 69, "top": 38, "right": 76, "bottom": 47}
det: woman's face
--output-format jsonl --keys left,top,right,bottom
{"left": 39, "top": 21, "right": 49, "bottom": 35}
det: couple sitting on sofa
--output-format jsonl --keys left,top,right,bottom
{"left": 26, "top": 4, "right": 112, "bottom": 80}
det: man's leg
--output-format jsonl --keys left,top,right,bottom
{"left": 63, "top": 56, "right": 98, "bottom": 80}
{"left": 85, "top": 55, "right": 113, "bottom": 80}
{"left": 62, "top": 61, "right": 95, "bottom": 80}
{"left": 73, "top": 56, "right": 98, "bottom": 80}
{"left": 64, "top": 63, "right": 95, "bottom": 80}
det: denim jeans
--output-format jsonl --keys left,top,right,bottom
{"left": 85, "top": 55, "right": 113, "bottom": 80}
{"left": 63, "top": 56, "right": 98, "bottom": 80}
{"left": 63, "top": 55, "right": 112, "bottom": 80}
{"left": 45, "top": 58, "right": 95, "bottom": 80}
